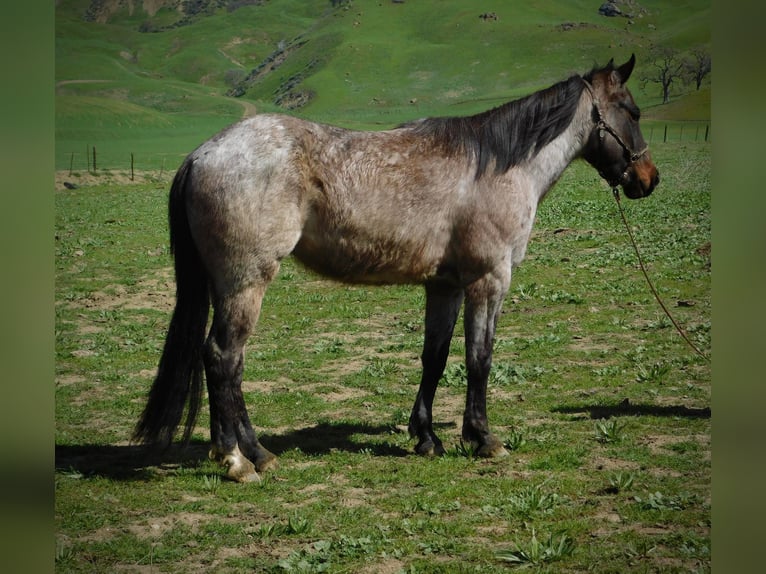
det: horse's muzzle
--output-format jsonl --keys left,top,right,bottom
{"left": 622, "top": 157, "right": 659, "bottom": 199}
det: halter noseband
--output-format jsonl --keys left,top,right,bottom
{"left": 582, "top": 79, "right": 649, "bottom": 188}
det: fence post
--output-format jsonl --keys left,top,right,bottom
{"left": 663, "top": 125, "right": 667, "bottom": 143}
{"left": 92, "top": 146, "right": 97, "bottom": 173}
{"left": 130, "top": 153, "right": 134, "bottom": 181}
{"left": 705, "top": 124, "right": 709, "bottom": 142}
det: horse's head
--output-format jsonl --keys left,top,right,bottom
{"left": 582, "top": 55, "right": 659, "bottom": 199}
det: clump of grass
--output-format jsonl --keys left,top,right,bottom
{"left": 505, "top": 428, "right": 526, "bottom": 451}
{"left": 286, "top": 513, "right": 312, "bottom": 535}
{"left": 440, "top": 362, "right": 467, "bottom": 387}
{"left": 491, "top": 362, "right": 526, "bottom": 385}
{"left": 363, "top": 357, "right": 399, "bottom": 378}
{"left": 636, "top": 361, "right": 671, "bottom": 384}
{"left": 595, "top": 418, "right": 628, "bottom": 444}
{"left": 607, "top": 471, "right": 635, "bottom": 493}
{"left": 202, "top": 474, "right": 221, "bottom": 494}
{"left": 452, "top": 439, "right": 477, "bottom": 459}
{"left": 634, "top": 491, "right": 699, "bottom": 511}
{"left": 253, "top": 513, "right": 313, "bottom": 541}
{"left": 507, "top": 483, "right": 560, "bottom": 517}
{"left": 496, "top": 530, "right": 575, "bottom": 566}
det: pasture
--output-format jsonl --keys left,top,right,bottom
{"left": 55, "top": 142, "right": 710, "bottom": 572}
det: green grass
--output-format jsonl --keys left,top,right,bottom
{"left": 55, "top": 142, "right": 710, "bottom": 572}
{"left": 55, "top": 2, "right": 710, "bottom": 570}
{"left": 55, "top": 0, "right": 711, "bottom": 170}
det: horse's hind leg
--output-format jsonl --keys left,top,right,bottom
{"left": 409, "top": 283, "right": 464, "bottom": 456}
{"left": 204, "top": 282, "right": 277, "bottom": 482}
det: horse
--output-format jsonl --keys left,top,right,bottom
{"left": 133, "top": 55, "right": 659, "bottom": 482}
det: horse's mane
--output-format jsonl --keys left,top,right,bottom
{"left": 403, "top": 74, "right": 587, "bottom": 179}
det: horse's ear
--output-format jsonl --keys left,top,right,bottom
{"left": 614, "top": 54, "right": 636, "bottom": 84}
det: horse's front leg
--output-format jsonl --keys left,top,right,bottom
{"left": 462, "top": 270, "right": 511, "bottom": 458}
{"left": 409, "top": 284, "right": 464, "bottom": 456}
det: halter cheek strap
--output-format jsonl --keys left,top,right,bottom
{"left": 581, "top": 79, "right": 649, "bottom": 186}
{"left": 595, "top": 116, "right": 649, "bottom": 164}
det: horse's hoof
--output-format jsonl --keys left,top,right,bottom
{"left": 463, "top": 433, "right": 509, "bottom": 458}
{"left": 225, "top": 455, "right": 261, "bottom": 483}
{"left": 414, "top": 439, "right": 445, "bottom": 457}
{"left": 227, "top": 466, "right": 261, "bottom": 483}
{"left": 477, "top": 444, "right": 510, "bottom": 458}
{"left": 210, "top": 444, "right": 261, "bottom": 483}
{"left": 475, "top": 436, "right": 510, "bottom": 458}
{"left": 254, "top": 449, "right": 279, "bottom": 473}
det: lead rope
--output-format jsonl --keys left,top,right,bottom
{"left": 611, "top": 187, "right": 710, "bottom": 362}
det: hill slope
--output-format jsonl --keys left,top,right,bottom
{"left": 55, "top": 0, "right": 710, "bottom": 170}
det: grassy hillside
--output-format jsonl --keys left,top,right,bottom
{"left": 55, "top": 0, "right": 711, "bottom": 170}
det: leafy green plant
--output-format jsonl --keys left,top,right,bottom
{"left": 636, "top": 361, "right": 671, "bottom": 384}
{"left": 202, "top": 474, "right": 221, "bottom": 494}
{"left": 496, "top": 530, "right": 575, "bottom": 566}
{"left": 286, "top": 514, "right": 313, "bottom": 535}
{"left": 595, "top": 418, "right": 628, "bottom": 444}
{"left": 452, "top": 439, "right": 477, "bottom": 459}
{"left": 505, "top": 428, "right": 527, "bottom": 451}
{"left": 440, "top": 362, "right": 467, "bottom": 387}
{"left": 491, "top": 362, "right": 526, "bottom": 385}
{"left": 506, "top": 484, "right": 560, "bottom": 517}
{"left": 607, "top": 471, "right": 635, "bottom": 493}
{"left": 362, "top": 357, "right": 399, "bottom": 378}
{"left": 634, "top": 491, "right": 699, "bottom": 511}
{"left": 55, "top": 540, "right": 75, "bottom": 565}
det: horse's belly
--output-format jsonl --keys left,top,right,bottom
{"left": 292, "top": 231, "right": 441, "bottom": 285}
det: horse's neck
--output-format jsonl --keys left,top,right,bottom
{"left": 520, "top": 92, "right": 594, "bottom": 203}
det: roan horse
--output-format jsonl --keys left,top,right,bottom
{"left": 134, "top": 55, "right": 659, "bottom": 482}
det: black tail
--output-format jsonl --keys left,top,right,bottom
{"left": 133, "top": 158, "right": 209, "bottom": 448}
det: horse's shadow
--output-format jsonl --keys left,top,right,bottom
{"left": 55, "top": 421, "right": 412, "bottom": 481}
{"left": 552, "top": 398, "right": 711, "bottom": 420}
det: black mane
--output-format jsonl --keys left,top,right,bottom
{"left": 405, "top": 74, "right": 587, "bottom": 179}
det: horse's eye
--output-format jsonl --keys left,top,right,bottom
{"left": 620, "top": 102, "right": 640, "bottom": 121}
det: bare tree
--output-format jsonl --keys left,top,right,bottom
{"left": 684, "top": 47, "right": 712, "bottom": 91}
{"left": 641, "top": 45, "right": 685, "bottom": 104}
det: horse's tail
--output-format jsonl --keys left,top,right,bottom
{"left": 133, "top": 158, "right": 209, "bottom": 448}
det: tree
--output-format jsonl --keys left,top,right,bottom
{"left": 684, "top": 47, "right": 712, "bottom": 91}
{"left": 641, "top": 45, "right": 685, "bottom": 104}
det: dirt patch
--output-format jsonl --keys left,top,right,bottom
{"left": 55, "top": 170, "right": 175, "bottom": 192}
{"left": 359, "top": 558, "right": 405, "bottom": 574}
{"left": 64, "top": 270, "right": 175, "bottom": 314}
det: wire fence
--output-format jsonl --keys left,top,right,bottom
{"left": 644, "top": 121, "right": 710, "bottom": 144}
{"left": 56, "top": 122, "right": 710, "bottom": 178}
{"left": 59, "top": 149, "right": 185, "bottom": 179}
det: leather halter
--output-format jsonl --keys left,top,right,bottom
{"left": 582, "top": 78, "right": 649, "bottom": 188}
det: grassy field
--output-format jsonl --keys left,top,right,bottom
{"left": 54, "top": 141, "right": 710, "bottom": 572}
{"left": 55, "top": 1, "right": 711, "bottom": 571}
{"left": 55, "top": 0, "right": 711, "bottom": 170}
